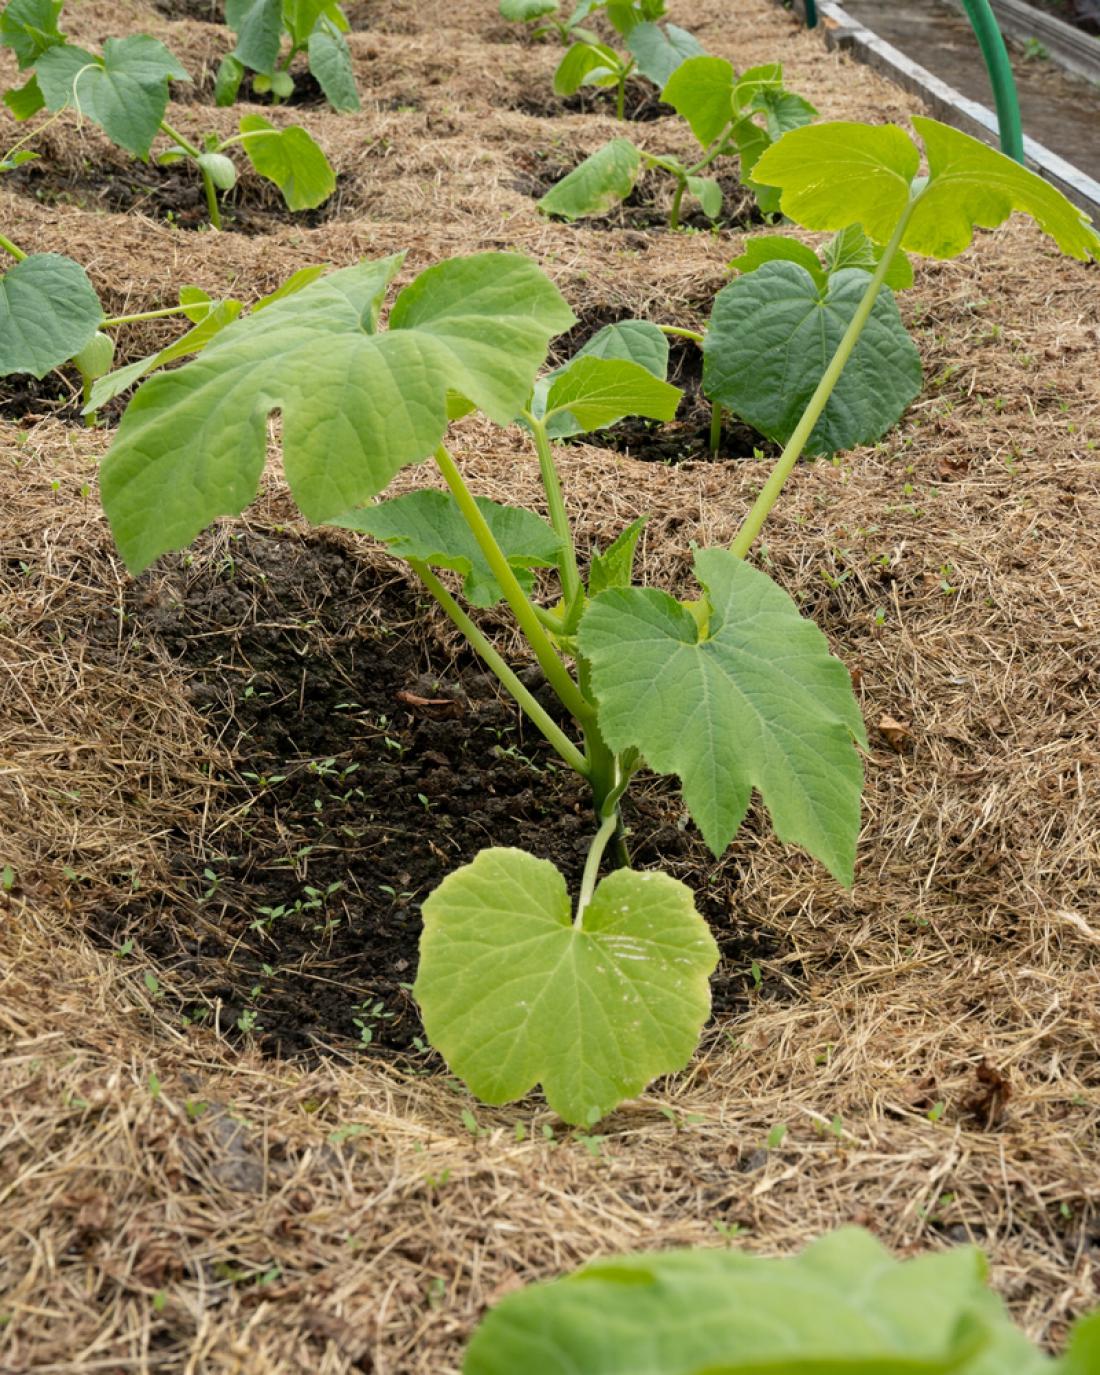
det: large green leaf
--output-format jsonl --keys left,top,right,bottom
{"left": 579, "top": 546, "right": 866, "bottom": 882}
{"left": 333, "top": 491, "right": 561, "bottom": 608}
{"left": 662, "top": 55, "right": 733, "bottom": 146}
{"left": 100, "top": 253, "right": 573, "bottom": 572}
{"left": 414, "top": 848, "right": 718, "bottom": 1124}
{"left": 463, "top": 1227, "right": 1055, "bottom": 1375}
{"left": 0, "top": 0, "right": 64, "bottom": 67}
{"left": 907, "top": 116, "right": 1100, "bottom": 261}
{"left": 0, "top": 253, "right": 102, "bottom": 378}
{"left": 728, "top": 235, "right": 826, "bottom": 288}
{"left": 543, "top": 356, "right": 680, "bottom": 434}
{"left": 538, "top": 139, "right": 641, "bottom": 220}
{"left": 627, "top": 22, "right": 705, "bottom": 88}
{"left": 531, "top": 319, "right": 671, "bottom": 438}
{"left": 703, "top": 261, "right": 922, "bottom": 455}
{"left": 554, "top": 40, "right": 621, "bottom": 94}
{"left": 33, "top": 37, "right": 189, "bottom": 159}
{"left": 227, "top": 0, "right": 283, "bottom": 74}
{"left": 307, "top": 26, "right": 360, "bottom": 111}
{"left": 751, "top": 122, "right": 920, "bottom": 246}
{"left": 237, "top": 113, "right": 335, "bottom": 210}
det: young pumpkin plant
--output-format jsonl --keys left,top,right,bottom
{"left": 98, "top": 119, "right": 1096, "bottom": 1127}
{"left": 217, "top": 0, "right": 360, "bottom": 113}
{"left": 464, "top": 1227, "right": 1100, "bottom": 1374}
{"left": 1, "top": 0, "right": 335, "bottom": 230}
{"left": 539, "top": 60, "right": 815, "bottom": 227}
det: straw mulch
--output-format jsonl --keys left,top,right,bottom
{"left": 1, "top": 0, "right": 1098, "bottom": 1370}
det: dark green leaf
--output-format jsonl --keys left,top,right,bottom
{"left": 227, "top": 0, "right": 282, "bottom": 74}
{"left": 238, "top": 113, "right": 335, "bottom": 210}
{"left": 333, "top": 490, "right": 561, "bottom": 607}
{"left": 0, "top": 252, "right": 102, "bottom": 378}
{"left": 308, "top": 26, "right": 360, "bottom": 111}
{"left": 703, "top": 261, "right": 922, "bottom": 454}
{"left": 538, "top": 139, "right": 641, "bottom": 220}
{"left": 0, "top": 0, "right": 64, "bottom": 68}
{"left": 753, "top": 87, "right": 817, "bottom": 141}
{"left": 822, "top": 224, "right": 913, "bottom": 290}
{"left": 3, "top": 75, "right": 45, "bottom": 119}
{"left": 626, "top": 22, "right": 704, "bottom": 88}
{"left": 728, "top": 235, "right": 826, "bottom": 289}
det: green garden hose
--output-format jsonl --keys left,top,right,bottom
{"left": 800, "top": 0, "right": 1025, "bottom": 163}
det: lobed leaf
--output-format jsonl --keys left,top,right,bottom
{"left": 464, "top": 1227, "right": 1054, "bottom": 1374}
{"left": 703, "top": 261, "right": 922, "bottom": 455}
{"left": 414, "top": 848, "right": 718, "bottom": 1124}
{"left": 100, "top": 253, "right": 574, "bottom": 573}
{"left": 538, "top": 138, "right": 641, "bottom": 220}
{"left": 4, "top": 74, "right": 46, "bottom": 118}
{"left": 34, "top": 36, "right": 189, "bottom": 159}
{"left": 0, "top": 252, "right": 102, "bottom": 378}
{"left": 626, "top": 22, "right": 705, "bottom": 89}
{"left": 579, "top": 546, "right": 866, "bottom": 883}
{"left": 588, "top": 515, "right": 648, "bottom": 596}
{"left": 333, "top": 491, "right": 561, "bottom": 608}
{"left": 238, "top": 113, "right": 335, "bottom": 209}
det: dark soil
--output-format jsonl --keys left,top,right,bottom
{"left": 5, "top": 155, "right": 354, "bottom": 234}
{"left": 509, "top": 81, "right": 676, "bottom": 123}
{"left": 89, "top": 532, "right": 773, "bottom": 1062}
{"left": 550, "top": 311, "right": 783, "bottom": 464}
{"left": 1022, "top": 0, "right": 1100, "bottom": 31}
{"left": 513, "top": 151, "right": 764, "bottom": 232}
{"left": 152, "top": 0, "right": 225, "bottom": 19}
{"left": 0, "top": 369, "right": 83, "bottom": 426}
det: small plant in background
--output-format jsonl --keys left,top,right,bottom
{"left": 217, "top": 0, "right": 360, "bottom": 112}
{"left": 539, "top": 59, "right": 815, "bottom": 226}
{"left": 503, "top": 0, "right": 704, "bottom": 119}
{"left": 96, "top": 119, "right": 1096, "bottom": 1127}
{"left": 1, "top": 0, "right": 336, "bottom": 230}
{"left": 462, "top": 1227, "right": 1100, "bottom": 1372}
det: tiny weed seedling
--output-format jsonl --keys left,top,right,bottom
{"left": 98, "top": 119, "right": 1097, "bottom": 1127}
{"left": 502, "top": 0, "right": 704, "bottom": 120}
{"left": 218, "top": 0, "right": 360, "bottom": 113}
{"left": 462, "top": 1228, "right": 1100, "bottom": 1372}
{"left": 1, "top": 0, "right": 335, "bottom": 230}
{"left": 539, "top": 59, "right": 815, "bottom": 226}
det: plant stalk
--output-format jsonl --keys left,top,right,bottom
{"left": 730, "top": 198, "right": 918, "bottom": 559}
{"left": 100, "top": 305, "right": 195, "bottom": 327}
{"left": 669, "top": 177, "right": 686, "bottom": 231}
{"left": 433, "top": 445, "right": 594, "bottom": 724}
{"left": 658, "top": 325, "right": 704, "bottom": 343}
{"left": 0, "top": 232, "right": 27, "bottom": 262}
{"left": 525, "top": 413, "right": 582, "bottom": 609}
{"left": 159, "top": 120, "right": 201, "bottom": 157}
{"left": 409, "top": 559, "right": 588, "bottom": 777}
{"left": 199, "top": 164, "right": 222, "bottom": 230}
{"left": 575, "top": 808, "right": 621, "bottom": 926}
{"left": 709, "top": 399, "right": 723, "bottom": 456}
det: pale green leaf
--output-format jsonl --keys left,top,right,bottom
{"left": 822, "top": 223, "right": 914, "bottom": 290}
{"left": 728, "top": 235, "right": 826, "bottom": 289}
{"left": 332, "top": 491, "right": 561, "bottom": 607}
{"left": 178, "top": 285, "right": 215, "bottom": 323}
{"left": 238, "top": 113, "right": 335, "bottom": 210}
{"left": 0, "top": 0, "right": 64, "bottom": 68}
{"left": 214, "top": 53, "right": 244, "bottom": 107}
{"left": 907, "top": 116, "right": 1100, "bottom": 261}
{"left": 530, "top": 319, "right": 669, "bottom": 437}
{"left": 626, "top": 22, "right": 705, "bottom": 89}
{"left": 308, "top": 26, "right": 360, "bottom": 111}
{"left": 579, "top": 546, "right": 866, "bottom": 882}
{"left": 543, "top": 356, "right": 680, "bottom": 434}
{"left": 588, "top": 515, "right": 648, "bottom": 595}
{"left": 731, "top": 60, "right": 782, "bottom": 110}
{"left": 500, "top": 0, "right": 559, "bottom": 19}
{"left": 554, "top": 40, "right": 621, "bottom": 94}
{"left": 1059, "top": 1312, "right": 1100, "bottom": 1374}
{"left": 100, "top": 253, "right": 572, "bottom": 571}
{"left": 283, "top": 0, "right": 332, "bottom": 46}
{"left": 0, "top": 252, "right": 102, "bottom": 378}
{"left": 538, "top": 139, "right": 641, "bottom": 221}
{"left": 702, "top": 261, "right": 922, "bottom": 454}
{"left": 662, "top": 55, "right": 733, "bottom": 146}
{"left": 686, "top": 174, "right": 722, "bottom": 220}
{"left": 414, "top": 848, "right": 718, "bottom": 1124}
{"left": 34, "top": 36, "right": 189, "bottom": 159}
{"left": 253, "top": 264, "right": 328, "bottom": 310}
{"left": 752, "top": 122, "right": 921, "bottom": 246}
{"left": 463, "top": 1227, "right": 1053, "bottom": 1375}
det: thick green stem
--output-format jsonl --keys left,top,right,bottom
{"left": 709, "top": 399, "right": 723, "bottom": 456}
{"left": 575, "top": 809, "right": 621, "bottom": 926}
{"left": 525, "top": 412, "right": 582, "bottom": 609}
{"left": 730, "top": 199, "right": 918, "bottom": 559}
{"left": 669, "top": 176, "right": 686, "bottom": 231}
{"left": 199, "top": 163, "right": 222, "bottom": 230}
{"left": 410, "top": 559, "right": 588, "bottom": 777}
{"left": 0, "top": 232, "right": 27, "bottom": 262}
{"left": 658, "top": 325, "right": 704, "bottom": 344}
{"left": 433, "top": 445, "right": 593, "bottom": 724}
{"left": 159, "top": 119, "right": 201, "bottom": 157}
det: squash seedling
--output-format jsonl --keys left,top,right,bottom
{"left": 539, "top": 60, "right": 815, "bottom": 226}
{"left": 217, "top": 0, "right": 360, "bottom": 113}
{"left": 1, "top": 0, "right": 336, "bottom": 230}
{"left": 98, "top": 119, "right": 1096, "bottom": 1126}
{"left": 503, "top": 0, "right": 705, "bottom": 120}
{"left": 464, "top": 1227, "right": 1100, "bottom": 1374}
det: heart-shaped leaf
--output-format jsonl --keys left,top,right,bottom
{"left": 237, "top": 113, "right": 335, "bottom": 210}
{"left": 0, "top": 252, "right": 102, "bottom": 378}
{"left": 415, "top": 847, "right": 718, "bottom": 1125}
{"left": 662, "top": 55, "right": 733, "bottom": 146}
{"left": 34, "top": 36, "right": 189, "bottom": 159}
{"left": 579, "top": 546, "right": 866, "bottom": 883}
{"left": 728, "top": 235, "right": 826, "bottom": 288}
{"left": 702, "top": 261, "right": 923, "bottom": 454}
{"left": 333, "top": 491, "right": 561, "bottom": 608}
{"left": 100, "top": 253, "right": 574, "bottom": 572}
{"left": 227, "top": 0, "right": 282, "bottom": 74}
{"left": 538, "top": 138, "right": 641, "bottom": 220}
{"left": 0, "top": 0, "right": 64, "bottom": 68}
{"left": 626, "top": 22, "right": 705, "bottom": 89}
{"left": 307, "top": 25, "right": 360, "bottom": 111}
